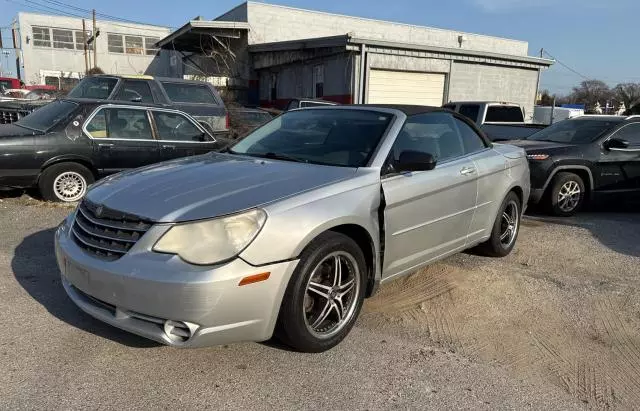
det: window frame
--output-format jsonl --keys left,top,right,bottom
{"left": 32, "top": 26, "right": 52, "bottom": 48}
{"left": 159, "top": 81, "right": 221, "bottom": 105}
{"left": 124, "top": 35, "right": 144, "bottom": 55}
{"left": 150, "top": 110, "right": 215, "bottom": 143}
{"left": 605, "top": 122, "right": 640, "bottom": 147}
{"left": 83, "top": 105, "right": 155, "bottom": 141}
{"left": 452, "top": 116, "right": 490, "bottom": 156}
{"left": 74, "top": 30, "right": 93, "bottom": 51}
{"left": 386, "top": 112, "right": 491, "bottom": 174}
{"left": 107, "top": 33, "right": 124, "bottom": 53}
{"left": 144, "top": 37, "right": 160, "bottom": 55}
{"left": 82, "top": 105, "right": 212, "bottom": 142}
{"left": 51, "top": 28, "right": 75, "bottom": 50}
{"left": 113, "top": 79, "right": 156, "bottom": 103}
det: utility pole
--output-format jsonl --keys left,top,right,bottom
{"left": 540, "top": 48, "right": 544, "bottom": 58}
{"left": 82, "top": 19, "right": 89, "bottom": 75}
{"left": 92, "top": 9, "right": 97, "bottom": 70}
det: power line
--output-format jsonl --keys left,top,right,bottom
{"left": 36, "top": 0, "right": 160, "bottom": 27}
{"left": 542, "top": 49, "right": 590, "bottom": 81}
{"left": 5, "top": 0, "right": 170, "bottom": 32}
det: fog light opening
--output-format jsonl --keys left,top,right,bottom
{"left": 163, "top": 320, "right": 195, "bottom": 343}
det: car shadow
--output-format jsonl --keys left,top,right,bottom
{"left": 11, "top": 228, "right": 160, "bottom": 348}
{"left": 524, "top": 203, "right": 640, "bottom": 258}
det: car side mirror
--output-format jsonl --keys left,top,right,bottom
{"left": 396, "top": 150, "right": 437, "bottom": 172}
{"left": 605, "top": 138, "right": 630, "bottom": 150}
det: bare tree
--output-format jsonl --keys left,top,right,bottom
{"left": 537, "top": 90, "right": 555, "bottom": 106}
{"left": 613, "top": 83, "right": 640, "bottom": 110}
{"left": 570, "top": 80, "right": 612, "bottom": 110}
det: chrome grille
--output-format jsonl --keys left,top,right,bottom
{"left": 71, "top": 200, "right": 152, "bottom": 261}
{"left": 0, "top": 109, "right": 32, "bottom": 124}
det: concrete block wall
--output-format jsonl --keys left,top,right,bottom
{"left": 447, "top": 62, "right": 539, "bottom": 121}
{"left": 17, "top": 12, "right": 173, "bottom": 85}
{"left": 243, "top": 2, "right": 528, "bottom": 56}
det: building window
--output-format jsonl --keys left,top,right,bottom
{"left": 33, "top": 27, "right": 51, "bottom": 47}
{"left": 144, "top": 37, "right": 159, "bottom": 55}
{"left": 125, "top": 35, "right": 143, "bottom": 55}
{"left": 313, "top": 65, "right": 324, "bottom": 98}
{"left": 52, "top": 28, "right": 74, "bottom": 49}
{"left": 74, "top": 30, "right": 93, "bottom": 50}
{"left": 107, "top": 33, "right": 124, "bottom": 53}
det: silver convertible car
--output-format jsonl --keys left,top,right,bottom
{"left": 55, "top": 105, "right": 529, "bottom": 352}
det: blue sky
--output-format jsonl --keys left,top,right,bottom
{"left": 1, "top": 0, "right": 637, "bottom": 94}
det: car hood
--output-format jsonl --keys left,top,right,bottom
{"left": 85, "top": 153, "right": 358, "bottom": 222}
{"left": 0, "top": 123, "right": 39, "bottom": 137}
{"left": 0, "top": 99, "right": 49, "bottom": 111}
{"left": 508, "top": 139, "right": 576, "bottom": 152}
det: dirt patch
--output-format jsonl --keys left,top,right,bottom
{"left": 362, "top": 214, "right": 640, "bottom": 409}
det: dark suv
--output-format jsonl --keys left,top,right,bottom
{"left": 510, "top": 115, "right": 640, "bottom": 216}
{"left": 67, "top": 75, "right": 228, "bottom": 135}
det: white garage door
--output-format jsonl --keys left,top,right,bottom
{"left": 368, "top": 70, "right": 446, "bottom": 106}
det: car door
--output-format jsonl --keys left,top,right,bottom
{"left": 454, "top": 117, "right": 507, "bottom": 244}
{"left": 599, "top": 123, "right": 640, "bottom": 193}
{"left": 151, "top": 110, "right": 218, "bottom": 161}
{"left": 381, "top": 112, "right": 479, "bottom": 279}
{"left": 84, "top": 106, "right": 159, "bottom": 175}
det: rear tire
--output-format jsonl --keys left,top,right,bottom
{"left": 547, "top": 172, "right": 585, "bottom": 217}
{"left": 276, "top": 232, "right": 366, "bottom": 353}
{"left": 477, "top": 191, "right": 521, "bottom": 257}
{"left": 38, "top": 162, "right": 94, "bottom": 203}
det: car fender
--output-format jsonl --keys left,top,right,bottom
{"left": 40, "top": 154, "right": 96, "bottom": 175}
{"left": 542, "top": 164, "right": 594, "bottom": 194}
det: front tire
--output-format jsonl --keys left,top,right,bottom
{"left": 276, "top": 232, "right": 367, "bottom": 353}
{"left": 477, "top": 191, "right": 521, "bottom": 257}
{"left": 548, "top": 172, "right": 585, "bottom": 217}
{"left": 38, "top": 162, "right": 94, "bottom": 203}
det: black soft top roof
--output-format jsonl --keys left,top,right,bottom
{"left": 356, "top": 104, "right": 448, "bottom": 116}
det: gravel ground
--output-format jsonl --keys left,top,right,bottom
{"left": 2, "top": 194, "right": 638, "bottom": 409}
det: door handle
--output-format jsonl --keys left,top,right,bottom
{"left": 98, "top": 143, "right": 114, "bottom": 149}
{"left": 460, "top": 167, "right": 477, "bottom": 176}
{"left": 162, "top": 144, "right": 176, "bottom": 149}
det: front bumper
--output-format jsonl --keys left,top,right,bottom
{"left": 54, "top": 213, "right": 299, "bottom": 348}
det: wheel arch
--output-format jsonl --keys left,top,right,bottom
{"left": 39, "top": 156, "right": 98, "bottom": 182}
{"left": 294, "top": 219, "right": 380, "bottom": 299}
{"left": 542, "top": 166, "right": 594, "bottom": 199}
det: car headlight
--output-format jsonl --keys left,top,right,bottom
{"left": 153, "top": 209, "right": 267, "bottom": 265}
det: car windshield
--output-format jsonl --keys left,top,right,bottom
{"left": 230, "top": 109, "right": 393, "bottom": 167}
{"left": 67, "top": 77, "right": 118, "bottom": 99}
{"left": 15, "top": 100, "right": 78, "bottom": 132}
{"left": 527, "top": 119, "right": 619, "bottom": 144}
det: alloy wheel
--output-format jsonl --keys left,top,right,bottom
{"left": 53, "top": 171, "right": 87, "bottom": 202}
{"left": 499, "top": 200, "right": 519, "bottom": 248}
{"left": 303, "top": 251, "right": 360, "bottom": 339}
{"left": 557, "top": 180, "right": 581, "bottom": 212}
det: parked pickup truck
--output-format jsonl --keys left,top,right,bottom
{"left": 443, "top": 101, "right": 546, "bottom": 141}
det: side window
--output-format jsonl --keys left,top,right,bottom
{"left": 392, "top": 113, "right": 465, "bottom": 164}
{"left": 114, "top": 80, "right": 154, "bottom": 103}
{"left": 153, "top": 111, "right": 205, "bottom": 142}
{"left": 455, "top": 118, "right": 487, "bottom": 154}
{"left": 161, "top": 82, "right": 218, "bottom": 104}
{"left": 458, "top": 105, "right": 480, "bottom": 123}
{"left": 612, "top": 123, "right": 640, "bottom": 145}
{"left": 85, "top": 108, "right": 152, "bottom": 140}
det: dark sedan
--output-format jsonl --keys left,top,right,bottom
{"left": 0, "top": 99, "right": 231, "bottom": 202}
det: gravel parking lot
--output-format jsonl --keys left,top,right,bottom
{"left": 1, "top": 194, "right": 639, "bottom": 409}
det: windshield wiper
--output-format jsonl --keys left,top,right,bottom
{"left": 261, "top": 152, "right": 306, "bottom": 163}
